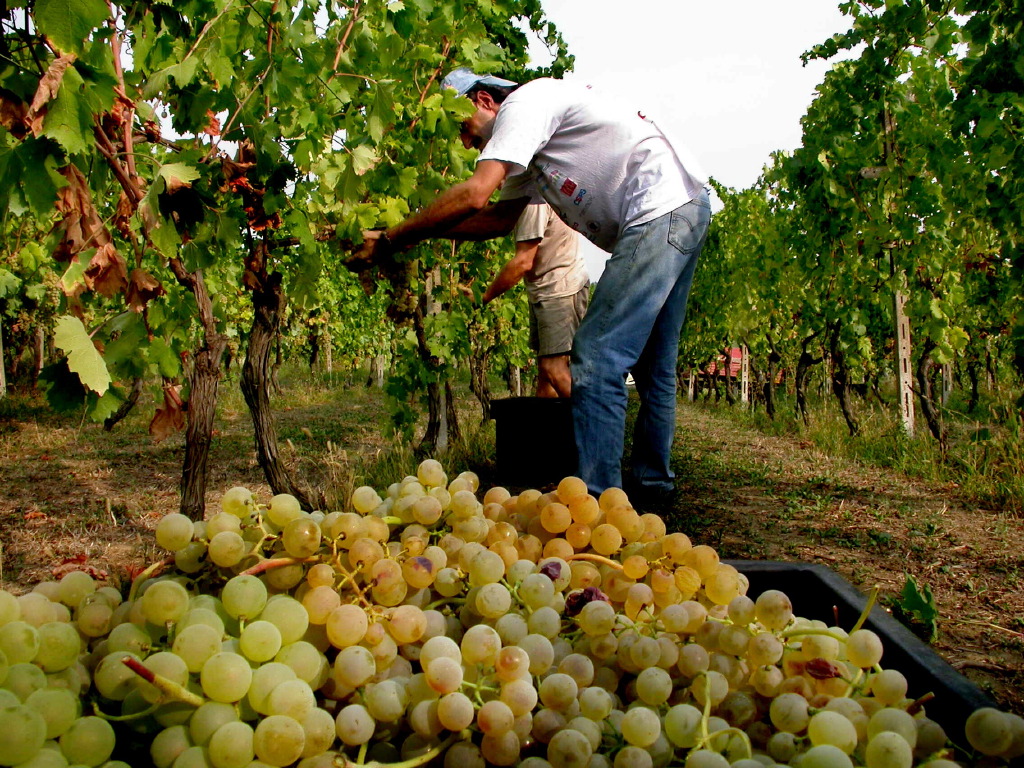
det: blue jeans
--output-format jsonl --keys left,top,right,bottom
{"left": 570, "top": 189, "right": 711, "bottom": 494}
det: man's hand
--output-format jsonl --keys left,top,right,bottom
{"left": 345, "top": 230, "right": 389, "bottom": 273}
{"left": 344, "top": 230, "right": 401, "bottom": 295}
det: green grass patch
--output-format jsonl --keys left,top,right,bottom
{"left": 685, "top": 385, "right": 1024, "bottom": 513}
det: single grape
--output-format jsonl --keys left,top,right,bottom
{"left": 335, "top": 704, "right": 375, "bottom": 746}
{"left": 200, "top": 652, "right": 253, "bottom": 703}
{"left": 140, "top": 580, "right": 190, "bottom": 625}
{"left": 254, "top": 714, "right": 306, "bottom": 766}
{"left": 220, "top": 575, "right": 267, "bottom": 621}
{"left": 0, "top": 703, "right": 48, "bottom": 764}
{"left": 58, "top": 715, "right": 116, "bottom": 767}
{"left": 965, "top": 707, "right": 1013, "bottom": 756}
{"left": 267, "top": 494, "right": 303, "bottom": 527}
{"left": 156, "top": 513, "right": 195, "bottom": 551}
{"left": 220, "top": 487, "right": 254, "bottom": 517}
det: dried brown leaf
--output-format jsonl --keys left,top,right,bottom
{"left": 203, "top": 109, "right": 221, "bottom": 138}
{"left": 126, "top": 268, "right": 165, "bottom": 313}
{"left": 52, "top": 165, "right": 112, "bottom": 262}
{"left": 27, "top": 53, "right": 77, "bottom": 135}
{"left": 149, "top": 385, "right": 185, "bottom": 443}
{"left": 0, "top": 89, "right": 29, "bottom": 139}
{"left": 84, "top": 242, "right": 129, "bottom": 298}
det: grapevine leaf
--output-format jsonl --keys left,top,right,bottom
{"left": 42, "top": 67, "right": 92, "bottom": 155}
{"left": 15, "top": 139, "right": 67, "bottom": 215}
{"left": 351, "top": 145, "right": 380, "bottom": 176}
{"left": 150, "top": 385, "right": 185, "bottom": 442}
{"left": 39, "top": 360, "right": 88, "bottom": 413}
{"left": 90, "top": 388, "right": 124, "bottom": 422}
{"left": 60, "top": 255, "right": 89, "bottom": 297}
{"left": 53, "top": 314, "right": 112, "bottom": 395}
{"left": 0, "top": 269, "right": 21, "bottom": 298}
{"left": 149, "top": 220, "right": 182, "bottom": 254}
{"left": 34, "top": 0, "right": 110, "bottom": 54}
{"left": 148, "top": 338, "right": 181, "bottom": 379}
{"left": 894, "top": 574, "right": 939, "bottom": 642}
{"left": 159, "top": 162, "right": 201, "bottom": 193}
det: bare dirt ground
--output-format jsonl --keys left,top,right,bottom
{"left": 1, "top": 387, "right": 1021, "bottom": 717}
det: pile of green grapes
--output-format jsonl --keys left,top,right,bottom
{"left": 0, "top": 459, "right": 1021, "bottom": 768}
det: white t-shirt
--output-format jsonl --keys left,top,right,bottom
{"left": 479, "top": 78, "right": 707, "bottom": 252}
{"left": 514, "top": 202, "right": 589, "bottom": 303}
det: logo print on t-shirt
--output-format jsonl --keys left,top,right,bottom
{"left": 573, "top": 189, "right": 586, "bottom": 206}
{"left": 560, "top": 178, "right": 577, "bottom": 196}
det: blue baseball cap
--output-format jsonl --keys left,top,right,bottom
{"left": 441, "top": 67, "right": 518, "bottom": 96}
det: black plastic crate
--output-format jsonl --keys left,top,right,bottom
{"left": 490, "top": 397, "right": 577, "bottom": 488}
{"left": 729, "top": 560, "right": 996, "bottom": 742}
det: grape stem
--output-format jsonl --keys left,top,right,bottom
{"left": 565, "top": 553, "right": 624, "bottom": 570}
{"left": 93, "top": 699, "right": 162, "bottom": 721}
{"left": 843, "top": 668, "right": 865, "bottom": 698}
{"left": 907, "top": 691, "right": 935, "bottom": 715}
{"left": 337, "top": 731, "right": 463, "bottom": 768}
{"left": 779, "top": 627, "right": 848, "bottom": 643}
{"left": 127, "top": 557, "right": 174, "bottom": 602}
{"left": 697, "top": 672, "right": 712, "bottom": 745}
{"left": 241, "top": 556, "right": 319, "bottom": 576}
{"left": 334, "top": 558, "right": 374, "bottom": 608}
{"left": 850, "top": 586, "right": 880, "bottom": 633}
{"left": 424, "top": 597, "right": 466, "bottom": 611}
{"left": 121, "top": 656, "right": 205, "bottom": 707}
{"left": 703, "top": 726, "right": 753, "bottom": 760}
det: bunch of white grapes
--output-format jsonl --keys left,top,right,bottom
{"left": 2, "top": 458, "right": 1022, "bottom": 768}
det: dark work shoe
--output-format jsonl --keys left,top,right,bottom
{"left": 621, "top": 475, "right": 677, "bottom": 512}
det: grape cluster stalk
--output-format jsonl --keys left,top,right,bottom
{"left": 0, "top": 459, "right": 1021, "bottom": 768}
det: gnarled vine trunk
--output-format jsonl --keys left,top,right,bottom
{"left": 916, "top": 339, "right": 948, "bottom": 452}
{"left": 828, "top": 324, "right": 859, "bottom": 437}
{"left": 469, "top": 346, "right": 491, "bottom": 422}
{"left": 795, "top": 332, "right": 823, "bottom": 426}
{"left": 103, "top": 376, "right": 144, "bottom": 431}
{"left": 241, "top": 268, "right": 314, "bottom": 509}
{"left": 764, "top": 341, "right": 781, "bottom": 421}
{"left": 417, "top": 266, "right": 461, "bottom": 455}
{"left": 169, "top": 262, "right": 229, "bottom": 521}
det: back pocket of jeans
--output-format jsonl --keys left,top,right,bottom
{"left": 668, "top": 202, "right": 710, "bottom": 255}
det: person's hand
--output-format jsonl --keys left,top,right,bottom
{"left": 344, "top": 230, "right": 400, "bottom": 295}
{"left": 345, "top": 230, "right": 387, "bottom": 273}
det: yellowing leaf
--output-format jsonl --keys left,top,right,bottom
{"left": 34, "top": 0, "right": 109, "bottom": 54}
{"left": 53, "top": 314, "right": 111, "bottom": 395}
{"left": 159, "top": 162, "right": 201, "bottom": 193}
{"left": 350, "top": 145, "right": 379, "bottom": 176}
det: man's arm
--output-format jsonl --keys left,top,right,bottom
{"left": 443, "top": 197, "right": 530, "bottom": 241}
{"left": 349, "top": 160, "right": 513, "bottom": 265}
{"left": 483, "top": 239, "right": 540, "bottom": 304}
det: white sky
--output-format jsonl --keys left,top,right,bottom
{"left": 529, "top": 0, "right": 853, "bottom": 191}
{"left": 525, "top": 0, "right": 854, "bottom": 276}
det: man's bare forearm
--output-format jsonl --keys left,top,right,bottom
{"left": 443, "top": 197, "right": 531, "bottom": 241}
{"left": 386, "top": 181, "right": 490, "bottom": 249}
{"left": 385, "top": 159, "right": 512, "bottom": 250}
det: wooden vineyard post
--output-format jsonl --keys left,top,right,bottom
{"left": 894, "top": 289, "right": 915, "bottom": 436}
{"left": 941, "top": 363, "right": 953, "bottom": 406}
{"left": 740, "top": 345, "right": 750, "bottom": 407}
{"left": 687, "top": 370, "right": 696, "bottom": 401}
